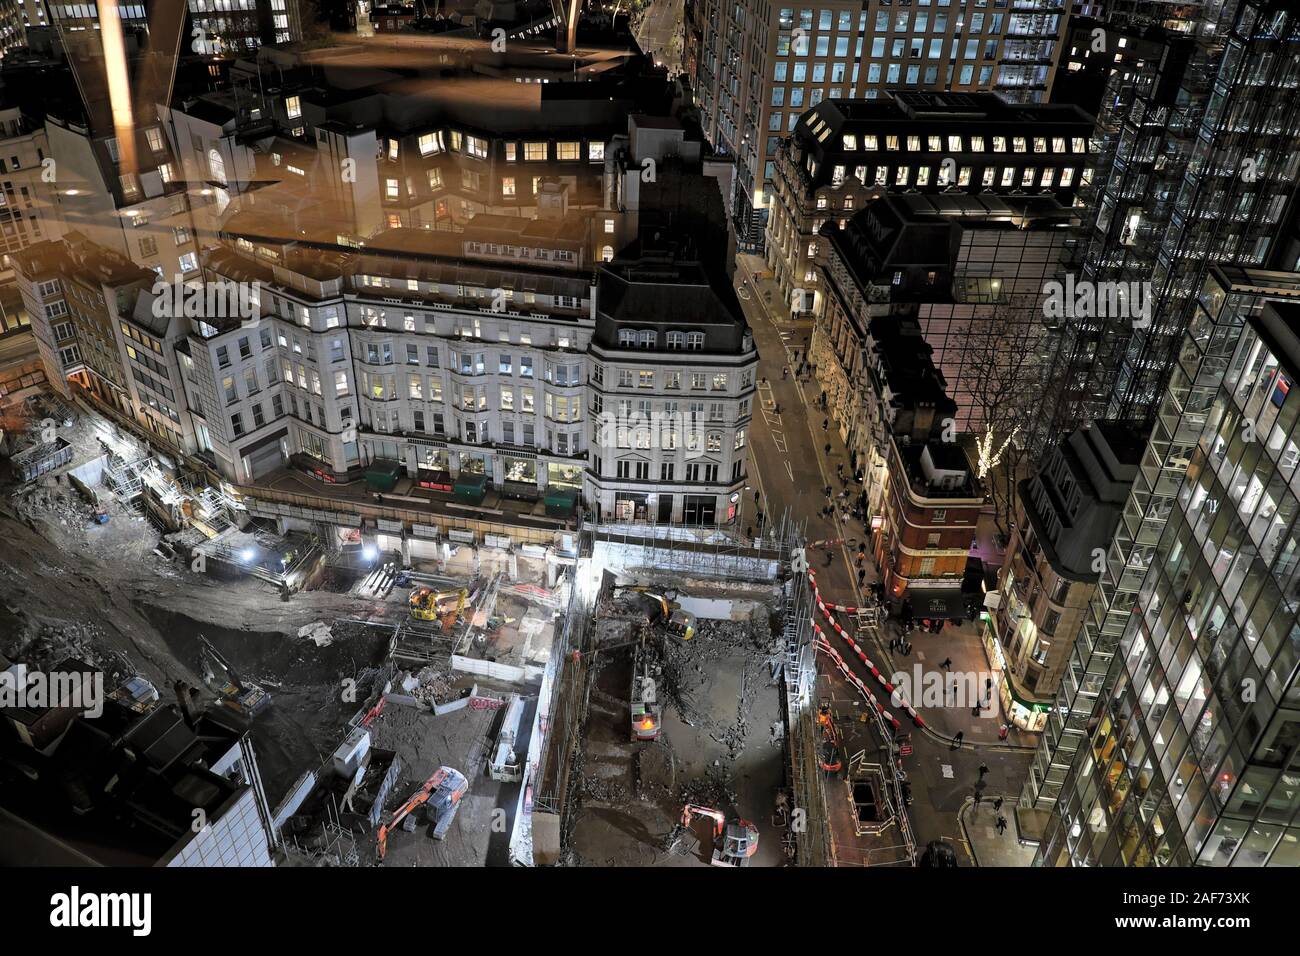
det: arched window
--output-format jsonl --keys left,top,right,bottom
{"left": 208, "top": 148, "right": 227, "bottom": 186}
{"left": 601, "top": 245, "right": 613, "bottom": 261}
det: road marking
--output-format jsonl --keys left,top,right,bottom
{"left": 772, "top": 431, "right": 787, "bottom": 453}
{"left": 785, "top": 461, "right": 793, "bottom": 481}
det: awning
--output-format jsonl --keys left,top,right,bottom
{"left": 905, "top": 588, "right": 969, "bottom": 620}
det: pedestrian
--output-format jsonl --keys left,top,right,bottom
{"left": 746, "top": 526, "right": 753, "bottom": 539}
{"left": 993, "top": 797, "right": 1003, "bottom": 813}
{"left": 951, "top": 731, "right": 964, "bottom": 749}
{"left": 825, "top": 552, "right": 833, "bottom": 567}
{"left": 978, "top": 762, "right": 989, "bottom": 778}
{"left": 822, "top": 417, "right": 829, "bottom": 431}
{"left": 972, "top": 705, "right": 981, "bottom": 717}
{"left": 774, "top": 402, "right": 781, "bottom": 415}
{"left": 999, "top": 723, "right": 1010, "bottom": 741}
{"left": 857, "top": 568, "right": 866, "bottom": 584}
{"left": 824, "top": 443, "right": 831, "bottom": 456}
{"left": 996, "top": 815, "right": 1008, "bottom": 836}
{"left": 761, "top": 376, "right": 768, "bottom": 387}
{"left": 973, "top": 792, "right": 982, "bottom": 808}
{"left": 986, "top": 677, "right": 994, "bottom": 692}
{"left": 782, "top": 365, "right": 789, "bottom": 380}
{"left": 940, "top": 657, "right": 952, "bottom": 670}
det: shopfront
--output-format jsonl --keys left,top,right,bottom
{"left": 980, "top": 593, "right": 1049, "bottom": 733}
{"left": 416, "top": 445, "right": 452, "bottom": 492}
{"left": 501, "top": 454, "right": 539, "bottom": 501}
{"left": 613, "top": 491, "right": 649, "bottom": 521}
{"left": 682, "top": 494, "right": 717, "bottom": 524}
{"left": 546, "top": 461, "right": 583, "bottom": 490}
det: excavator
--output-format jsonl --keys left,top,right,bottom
{"left": 408, "top": 587, "right": 467, "bottom": 626}
{"left": 610, "top": 585, "right": 696, "bottom": 642}
{"left": 679, "top": 804, "right": 760, "bottom": 867}
{"left": 376, "top": 765, "right": 469, "bottom": 862}
{"left": 198, "top": 635, "right": 271, "bottom": 717}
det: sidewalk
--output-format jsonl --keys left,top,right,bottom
{"left": 959, "top": 796, "right": 1038, "bottom": 866}
{"left": 737, "top": 256, "right": 1038, "bottom": 754}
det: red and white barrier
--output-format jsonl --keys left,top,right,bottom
{"left": 807, "top": 570, "right": 926, "bottom": 729}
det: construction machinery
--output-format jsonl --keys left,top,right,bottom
{"left": 817, "top": 700, "right": 843, "bottom": 773}
{"left": 679, "top": 804, "right": 760, "bottom": 867}
{"left": 630, "top": 635, "right": 662, "bottom": 742}
{"left": 376, "top": 765, "right": 469, "bottom": 861}
{"left": 611, "top": 585, "right": 696, "bottom": 641}
{"left": 408, "top": 587, "right": 467, "bottom": 623}
{"left": 198, "top": 635, "right": 271, "bottom": 717}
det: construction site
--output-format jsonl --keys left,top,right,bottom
{"left": 0, "top": 395, "right": 915, "bottom": 868}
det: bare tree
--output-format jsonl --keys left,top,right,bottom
{"left": 960, "top": 296, "right": 1044, "bottom": 539}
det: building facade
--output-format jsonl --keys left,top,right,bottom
{"left": 1034, "top": 275, "right": 1300, "bottom": 867}
{"left": 986, "top": 422, "right": 1142, "bottom": 730}
{"left": 688, "top": 0, "right": 1072, "bottom": 248}
{"left": 1043, "top": 0, "right": 1300, "bottom": 440}
{"left": 766, "top": 94, "right": 1093, "bottom": 313}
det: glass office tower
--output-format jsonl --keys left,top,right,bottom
{"left": 1043, "top": 0, "right": 1300, "bottom": 439}
{"left": 1033, "top": 268, "right": 1300, "bottom": 866}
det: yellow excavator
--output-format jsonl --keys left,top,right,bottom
{"left": 611, "top": 585, "right": 696, "bottom": 642}
{"left": 409, "top": 587, "right": 467, "bottom": 623}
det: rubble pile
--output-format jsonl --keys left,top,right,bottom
{"left": 404, "top": 666, "right": 454, "bottom": 706}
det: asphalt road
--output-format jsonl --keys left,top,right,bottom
{"left": 731, "top": 257, "right": 1033, "bottom": 864}
{"left": 634, "top": 0, "right": 684, "bottom": 72}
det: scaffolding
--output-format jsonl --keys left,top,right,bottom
{"left": 782, "top": 569, "right": 832, "bottom": 867}
{"left": 590, "top": 506, "right": 805, "bottom": 581}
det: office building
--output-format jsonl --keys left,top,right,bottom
{"left": 1033, "top": 269, "right": 1300, "bottom": 866}
{"left": 766, "top": 94, "right": 1093, "bottom": 312}
{"left": 688, "top": 0, "right": 1071, "bottom": 248}
{"left": 1043, "top": 0, "right": 1300, "bottom": 439}
{"left": 986, "top": 422, "right": 1143, "bottom": 730}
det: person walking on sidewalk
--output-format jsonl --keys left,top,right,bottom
{"left": 996, "top": 815, "right": 1008, "bottom": 836}
{"left": 940, "top": 657, "right": 953, "bottom": 670}
{"left": 993, "top": 797, "right": 1004, "bottom": 813}
{"left": 822, "top": 417, "right": 829, "bottom": 431}
{"left": 998, "top": 723, "right": 1010, "bottom": 740}
{"left": 978, "top": 762, "right": 990, "bottom": 779}
{"left": 782, "top": 365, "right": 789, "bottom": 379}
{"left": 951, "top": 731, "right": 964, "bottom": 750}
{"left": 824, "top": 443, "right": 832, "bottom": 456}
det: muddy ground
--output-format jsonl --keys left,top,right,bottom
{"left": 569, "top": 613, "right": 791, "bottom": 867}
{"left": 0, "top": 480, "right": 405, "bottom": 806}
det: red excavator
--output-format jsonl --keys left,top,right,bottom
{"left": 680, "top": 804, "right": 760, "bottom": 867}
{"left": 376, "top": 766, "right": 469, "bottom": 862}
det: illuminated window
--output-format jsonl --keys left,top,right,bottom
{"left": 418, "top": 131, "right": 441, "bottom": 156}
{"left": 285, "top": 95, "right": 301, "bottom": 119}
{"left": 524, "top": 142, "right": 547, "bottom": 161}
{"left": 556, "top": 141, "right": 581, "bottom": 160}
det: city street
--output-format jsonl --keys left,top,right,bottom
{"left": 732, "top": 254, "right": 1036, "bottom": 863}
{"left": 632, "top": 0, "right": 684, "bottom": 73}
